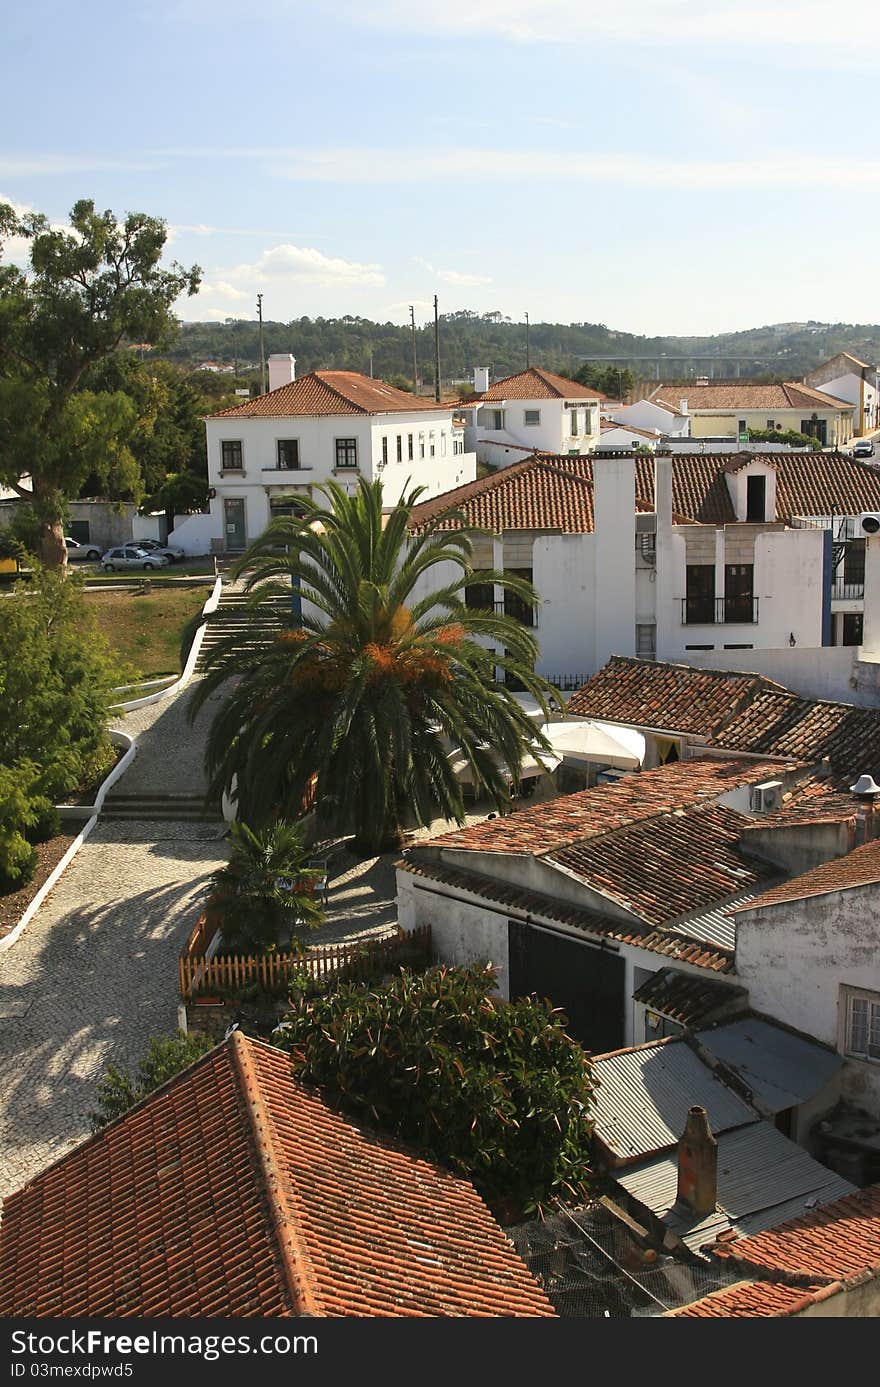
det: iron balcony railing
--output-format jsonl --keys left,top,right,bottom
{"left": 831, "top": 580, "right": 865, "bottom": 600}
{"left": 681, "top": 596, "right": 759, "bottom": 625}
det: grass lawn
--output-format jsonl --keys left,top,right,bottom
{"left": 83, "top": 587, "right": 209, "bottom": 679}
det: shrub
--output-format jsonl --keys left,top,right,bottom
{"left": 24, "top": 796, "right": 61, "bottom": 844}
{"left": 208, "top": 820, "right": 325, "bottom": 954}
{"left": 275, "top": 963, "right": 595, "bottom": 1219}
{"left": 89, "top": 1031, "right": 214, "bottom": 1131}
{"left": 0, "top": 827, "right": 37, "bottom": 891}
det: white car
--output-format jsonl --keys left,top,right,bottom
{"left": 101, "top": 546, "right": 170, "bottom": 572}
{"left": 64, "top": 536, "right": 102, "bottom": 562}
{"left": 853, "top": 439, "right": 875, "bottom": 459}
{"left": 131, "top": 538, "right": 186, "bottom": 562}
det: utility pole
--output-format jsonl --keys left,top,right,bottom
{"left": 256, "top": 293, "right": 266, "bottom": 394}
{"left": 409, "top": 305, "right": 419, "bottom": 394}
{"left": 525, "top": 311, "right": 530, "bottom": 369}
{"left": 368, "top": 342, "right": 374, "bottom": 378}
{"left": 433, "top": 293, "right": 441, "bottom": 403}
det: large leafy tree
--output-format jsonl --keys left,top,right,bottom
{"left": 190, "top": 478, "right": 554, "bottom": 853}
{"left": 275, "top": 964, "right": 595, "bottom": 1218}
{"left": 0, "top": 199, "right": 201, "bottom": 567}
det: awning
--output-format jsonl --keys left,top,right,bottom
{"left": 542, "top": 719, "right": 645, "bottom": 769}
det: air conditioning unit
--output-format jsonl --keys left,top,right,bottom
{"left": 858, "top": 512, "right": 880, "bottom": 535}
{"left": 750, "top": 780, "right": 783, "bottom": 813}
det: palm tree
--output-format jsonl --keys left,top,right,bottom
{"left": 208, "top": 820, "right": 325, "bottom": 954}
{"left": 190, "top": 478, "right": 555, "bottom": 855}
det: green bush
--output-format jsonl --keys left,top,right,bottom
{"left": 208, "top": 820, "right": 325, "bottom": 954}
{"left": 23, "top": 796, "right": 60, "bottom": 844}
{"left": 0, "top": 828, "right": 38, "bottom": 891}
{"left": 89, "top": 1031, "right": 214, "bottom": 1131}
{"left": 275, "top": 963, "right": 595, "bottom": 1219}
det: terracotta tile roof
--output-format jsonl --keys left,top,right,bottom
{"left": 408, "top": 454, "right": 595, "bottom": 534}
{"left": 566, "top": 655, "right": 780, "bottom": 734}
{"left": 400, "top": 856, "right": 734, "bottom": 972}
{"left": 738, "top": 776, "right": 857, "bottom": 830}
{"left": 709, "top": 689, "right": 880, "bottom": 783}
{"left": 0, "top": 1033, "right": 554, "bottom": 1318}
{"left": 210, "top": 370, "right": 452, "bottom": 419}
{"left": 714, "top": 1184, "right": 880, "bottom": 1282}
{"left": 423, "top": 756, "right": 794, "bottom": 855}
{"left": 631, "top": 967, "right": 746, "bottom": 1027}
{"left": 667, "top": 1279, "right": 823, "bottom": 1317}
{"left": 547, "top": 802, "right": 777, "bottom": 928}
{"left": 470, "top": 367, "right": 603, "bottom": 402}
{"left": 772, "top": 450, "right": 880, "bottom": 520}
{"left": 732, "top": 835, "right": 880, "bottom": 913}
{"left": 652, "top": 382, "right": 852, "bottom": 412}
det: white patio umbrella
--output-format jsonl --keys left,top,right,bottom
{"left": 448, "top": 744, "right": 562, "bottom": 785}
{"left": 541, "top": 719, "right": 645, "bottom": 770}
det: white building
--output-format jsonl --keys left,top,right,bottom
{"left": 608, "top": 395, "right": 690, "bottom": 438}
{"left": 804, "top": 351, "right": 880, "bottom": 437}
{"left": 634, "top": 381, "right": 854, "bottom": 448}
{"left": 406, "top": 447, "right": 880, "bottom": 690}
{"left": 173, "top": 358, "right": 476, "bottom": 554}
{"left": 455, "top": 366, "right": 603, "bottom": 468}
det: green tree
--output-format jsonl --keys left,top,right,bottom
{"left": 0, "top": 199, "right": 201, "bottom": 567}
{"left": 0, "top": 566, "right": 121, "bottom": 801}
{"left": 89, "top": 1031, "right": 214, "bottom": 1131}
{"left": 275, "top": 963, "right": 595, "bottom": 1218}
{"left": 190, "top": 478, "right": 554, "bottom": 854}
{"left": 207, "top": 820, "right": 325, "bottom": 954}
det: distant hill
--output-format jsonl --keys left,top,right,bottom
{"left": 160, "top": 313, "right": 880, "bottom": 388}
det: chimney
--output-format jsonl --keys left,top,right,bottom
{"left": 473, "top": 366, "right": 490, "bottom": 395}
{"left": 268, "top": 354, "right": 296, "bottom": 391}
{"left": 679, "top": 398, "right": 689, "bottom": 415}
{"left": 850, "top": 774, "right": 880, "bottom": 844}
{"left": 676, "top": 1106, "right": 717, "bottom": 1217}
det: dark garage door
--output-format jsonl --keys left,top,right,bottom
{"left": 508, "top": 921, "right": 625, "bottom": 1054}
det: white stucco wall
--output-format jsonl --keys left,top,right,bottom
{"left": 736, "top": 883, "right": 880, "bottom": 1117}
{"left": 611, "top": 400, "right": 689, "bottom": 436}
{"left": 473, "top": 397, "right": 599, "bottom": 458}
{"left": 680, "top": 645, "right": 870, "bottom": 705}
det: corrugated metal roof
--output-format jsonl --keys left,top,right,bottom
{"left": 617, "top": 1122, "right": 856, "bottom": 1253}
{"left": 591, "top": 1040, "right": 757, "bottom": 1162}
{"left": 671, "top": 883, "right": 784, "bottom": 951}
{"left": 694, "top": 1019, "right": 844, "bottom": 1115}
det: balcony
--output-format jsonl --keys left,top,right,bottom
{"left": 681, "top": 596, "right": 759, "bottom": 625}
{"left": 831, "top": 580, "right": 864, "bottom": 601}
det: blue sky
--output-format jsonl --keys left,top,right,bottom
{"left": 2, "top": 0, "right": 879, "bottom": 335}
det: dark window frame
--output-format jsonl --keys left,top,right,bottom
{"left": 276, "top": 438, "right": 300, "bottom": 470}
{"left": 221, "top": 440, "right": 243, "bottom": 470}
{"left": 334, "top": 437, "right": 359, "bottom": 470}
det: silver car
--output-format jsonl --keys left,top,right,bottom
{"left": 131, "top": 538, "right": 185, "bottom": 562}
{"left": 101, "top": 546, "right": 170, "bottom": 572}
{"left": 64, "top": 536, "right": 102, "bottom": 562}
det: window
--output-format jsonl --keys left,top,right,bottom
{"left": 724, "top": 564, "right": 754, "bottom": 623}
{"left": 843, "top": 987, "right": 880, "bottom": 1062}
{"left": 724, "top": 643, "right": 753, "bottom": 649}
{"left": 843, "top": 613, "right": 864, "bottom": 645}
{"left": 746, "top": 474, "right": 766, "bottom": 522}
{"left": 524, "top": 409, "right": 541, "bottom": 426}
{"left": 221, "top": 440, "right": 243, "bottom": 470}
{"left": 381, "top": 436, "right": 389, "bottom": 467}
{"left": 585, "top": 409, "right": 595, "bottom": 435}
{"left": 685, "top": 564, "right": 715, "bottom": 624}
{"left": 503, "top": 567, "right": 535, "bottom": 627}
{"left": 490, "top": 409, "right": 504, "bottom": 431}
{"left": 419, "top": 433, "right": 425, "bottom": 459}
{"left": 334, "top": 438, "right": 358, "bottom": 469}
{"left": 441, "top": 432, "right": 447, "bottom": 456}
{"left": 570, "top": 410, "right": 579, "bottom": 436}
{"left": 276, "top": 439, "right": 299, "bottom": 470}
{"left": 801, "top": 418, "right": 828, "bottom": 445}
{"left": 684, "top": 644, "right": 714, "bottom": 650}
{"left": 766, "top": 419, "right": 776, "bottom": 430}
{"left": 408, "top": 433, "right": 414, "bottom": 461}
{"left": 429, "top": 431, "right": 436, "bottom": 458}
{"left": 843, "top": 538, "right": 866, "bottom": 586}
{"left": 396, "top": 435, "right": 403, "bottom": 463}
{"left": 465, "top": 581, "right": 494, "bottom": 610}
{"left": 737, "top": 419, "right": 747, "bottom": 434}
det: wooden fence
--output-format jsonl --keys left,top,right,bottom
{"left": 179, "top": 924, "right": 432, "bottom": 1001}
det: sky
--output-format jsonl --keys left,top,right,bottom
{"left": 2, "top": 0, "right": 880, "bottom": 336}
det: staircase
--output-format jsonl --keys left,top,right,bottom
{"left": 195, "top": 587, "right": 294, "bottom": 673}
{"left": 100, "top": 793, "right": 223, "bottom": 823}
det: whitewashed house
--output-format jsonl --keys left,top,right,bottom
{"left": 456, "top": 367, "right": 603, "bottom": 468}
{"left": 804, "top": 351, "right": 880, "bottom": 437}
{"left": 608, "top": 395, "right": 691, "bottom": 438}
{"left": 171, "top": 356, "right": 476, "bottom": 554}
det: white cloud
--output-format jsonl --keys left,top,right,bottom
{"left": 263, "top": 145, "right": 880, "bottom": 190}
{"left": 436, "top": 269, "right": 492, "bottom": 287}
{"left": 0, "top": 154, "right": 161, "bottom": 176}
{"left": 247, "top": 243, "right": 385, "bottom": 286}
{"left": 198, "top": 279, "right": 250, "bottom": 303}
{"left": 348, "top": 1, "right": 880, "bottom": 64}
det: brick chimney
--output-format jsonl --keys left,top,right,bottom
{"left": 676, "top": 1106, "right": 718, "bottom": 1216}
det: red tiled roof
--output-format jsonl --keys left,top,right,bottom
{"left": 715, "top": 1184, "right": 880, "bottom": 1282}
{"left": 667, "top": 1279, "right": 824, "bottom": 1317}
{"left": 408, "top": 454, "right": 595, "bottom": 534}
{"left": 631, "top": 968, "right": 746, "bottom": 1027}
{"left": 470, "top": 367, "right": 603, "bottom": 402}
{"left": 0, "top": 1033, "right": 554, "bottom": 1319}
{"left": 733, "top": 835, "right": 880, "bottom": 913}
{"left": 652, "top": 382, "right": 852, "bottom": 412}
{"left": 210, "top": 370, "right": 452, "bottom": 419}
{"left": 424, "top": 756, "right": 795, "bottom": 855}
{"left": 400, "top": 856, "right": 734, "bottom": 972}
{"left": 709, "top": 689, "right": 880, "bottom": 783}
{"left": 566, "top": 655, "right": 780, "bottom": 734}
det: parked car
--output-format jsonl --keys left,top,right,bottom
{"left": 64, "top": 536, "right": 102, "bottom": 561}
{"left": 130, "top": 538, "right": 185, "bottom": 562}
{"left": 101, "top": 546, "right": 170, "bottom": 572}
{"left": 853, "top": 439, "right": 875, "bottom": 458}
